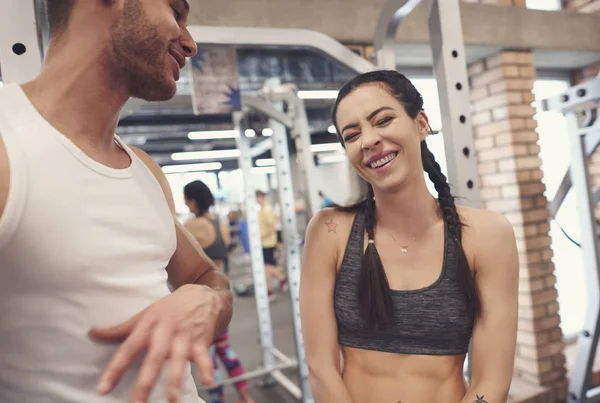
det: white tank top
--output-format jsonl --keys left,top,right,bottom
{"left": 0, "top": 84, "right": 203, "bottom": 403}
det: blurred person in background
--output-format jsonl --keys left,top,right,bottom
{"left": 184, "top": 180, "right": 256, "bottom": 403}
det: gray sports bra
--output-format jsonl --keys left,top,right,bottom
{"left": 202, "top": 217, "right": 228, "bottom": 261}
{"left": 334, "top": 209, "right": 474, "bottom": 355}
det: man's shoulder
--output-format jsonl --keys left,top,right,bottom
{"left": 128, "top": 145, "right": 176, "bottom": 214}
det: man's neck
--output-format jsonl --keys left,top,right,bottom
{"left": 21, "top": 40, "right": 130, "bottom": 153}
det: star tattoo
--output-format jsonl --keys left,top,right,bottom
{"left": 474, "top": 395, "right": 487, "bottom": 403}
{"left": 325, "top": 218, "right": 339, "bottom": 234}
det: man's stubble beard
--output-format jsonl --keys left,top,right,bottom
{"left": 107, "top": 0, "right": 177, "bottom": 102}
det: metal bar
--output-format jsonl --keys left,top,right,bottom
{"left": 271, "top": 347, "right": 297, "bottom": 366}
{"left": 241, "top": 94, "right": 294, "bottom": 128}
{"left": 271, "top": 370, "right": 303, "bottom": 400}
{"left": 233, "top": 112, "right": 276, "bottom": 372}
{"left": 587, "top": 385, "right": 600, "bottom": 402}
{"left": 265, "top": 79, "right": 314, "bottom": 403}
{"left": 549, "top": 171, "right": 572, "bottom": 219}
{"left": 202, "top": 361, "right": 298, "bottom": 388}
{"left": 188, "top": 26, "right": 375, "bottom": 75}
{"left": 427, "top": 0, "right": 482, "bottom": 208}
{"left": 548, "top": 123, "right": 600, "bottom": 218}
{"left": 427, "top": 0, "right": 481, "bottom": 380}
{"left": 0, "top": 0, "right": 43, "bottom": 84}
{"left": 540, "top": 74, "right": 600, "bottom": 113}
{"left": 254, "top": 84, "right": 321, "bottom": 217}
{"left": 564, "top": 111, "right": 600, "bottom": 403}
{"left": 292, "top": 96, "right": 322, "bottom": 218}
{"left": 372, "top": 0, "right": 423, "bottom": 69}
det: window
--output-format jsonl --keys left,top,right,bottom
{"left": 534, "top": 78, "right": 586, "bottom": 338}
{"left": 526, "top": 0, "right": 561, "bottom": 11}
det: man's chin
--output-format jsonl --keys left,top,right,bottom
{"left": 131, "top": 80, "right": 177, "bottom": 102}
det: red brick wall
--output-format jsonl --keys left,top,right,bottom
{"left": 468, "top": 51, "right": 567, "bottom": 402}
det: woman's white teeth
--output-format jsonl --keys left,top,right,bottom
{"left": 370, "top": 153, "right": 397, "bottom": 168}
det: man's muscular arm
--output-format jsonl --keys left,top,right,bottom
{"left": 130, "top": 146, "right": 232, "bottom": 334}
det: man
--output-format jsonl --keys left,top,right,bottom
{"left": 256, "top": 190, "right": 287, "bottom": 300}
{"left": 0, "top": 1, "right": 232, "bottom": 403}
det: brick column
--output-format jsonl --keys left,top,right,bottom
{"left": 468, "top": 51, "right": 567, "bottom": 401}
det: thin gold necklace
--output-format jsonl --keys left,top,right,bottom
{"left": 378, "top": 225, "right": 417, "bottom": 254}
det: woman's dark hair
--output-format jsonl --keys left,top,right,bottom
{"left": 183, "top": 180, "right": 215, "bottom": 217}
{"left": 331, "top": 70, "right": 480, "bottom": 329}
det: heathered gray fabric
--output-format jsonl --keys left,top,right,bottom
{"left": 334, "top": 209, "right": 474, "bottom": 355}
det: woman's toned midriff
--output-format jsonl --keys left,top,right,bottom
{"left": 341, "top": 346, "right": 467, "bottom": 403}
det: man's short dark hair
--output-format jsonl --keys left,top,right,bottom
{"left": 45, "top": 0, "right": 76, "bottom": 36}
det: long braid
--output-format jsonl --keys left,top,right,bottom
{"left": 358, "top": 184, "right": 394, "bottom": 329}
{"left": 421, "top": 142, "right": 461, "bottom": 241}
{"left": 421, "top": 141, "right": 481, "bottom": 318}
{"left": 365, "top": 184, "right": 376, "bottom": 241}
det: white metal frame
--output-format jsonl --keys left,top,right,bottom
{"left": 0, "top": 0, "right": 43, "bottom": 84}
{"left": 233, "top": 89, "right": 314, "bottom": 402}
{"left": 374, "top": 0, "right": 482, "bottom": 208}
{"left": 541, "top": 74, "right": 600, "bottom": 403}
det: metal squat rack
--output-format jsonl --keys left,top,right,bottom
{"left": 541, "top": 74, "right": 600, "bottom": 403}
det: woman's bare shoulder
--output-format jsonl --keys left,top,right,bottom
{"left": 304, "top": 207, "right": 362, "bottom": 268}
{"left": 457, "top": 205, "right": 516, "bottom": 266}
{"left": 307, "top": 207, "right": 358, "bottom": 237}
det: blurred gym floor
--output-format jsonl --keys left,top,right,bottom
{"left": 196, "top": 249, "right": 302, "bottom": 403}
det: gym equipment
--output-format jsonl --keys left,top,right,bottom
{"left": 540, "top": 74, "right": 600, "bottom": 403}
{"left": 229, "top": 82, "right": 317, "bottom": 401}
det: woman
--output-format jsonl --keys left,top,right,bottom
{"left": 299, "top": 71, "right": 519, "bottom": 403}
{"left": 183, "top": 180, "right": 255, "bottom": 403}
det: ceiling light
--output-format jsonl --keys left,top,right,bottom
{"left": 319, "top": 154, "right": 347, "bottom": 164}
{"left": 262, "top": 128, "right": 274, "bottom": 137}
{"left": 256, "top": 158, "right": 275, "bottom": 167}
{"left": 253, "top": 167, "right": 276, "bottom": 174}
{"left": 310, "top": 143, "right": 343, "bottom": 153}
{"left": 245, "top": 129, "right": 256, "bottom": 138}
{"left": 328, "top": 125, "right": 337, "bottom": 134}
{"left": 162, "top": 162, "right": 223, "bottom": 174}
{"left": 171, "top": 149, "right": 241, "bottom": 161}
{"left": 297, "top": 90, "right": 339, "bottom": 100}
{"left": 188, "top": 130, "right": 238, "bottom": 140}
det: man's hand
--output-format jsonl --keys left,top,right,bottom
{"left": 89, "top": 284, "right": 222, "bottom": 403}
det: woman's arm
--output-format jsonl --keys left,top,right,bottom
{"left": 300, "top": 209, "right": 355, "bottom": 403}
{"left": 460, "top": 210, "right": 519, "bottom": 403}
